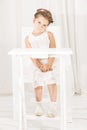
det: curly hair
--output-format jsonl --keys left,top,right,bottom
{"left": 34, "top": 8, "right": 54, "bottom": 25}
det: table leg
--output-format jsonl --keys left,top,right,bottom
{"left": 60, "top": 56, "right": 67, "bottom": 130}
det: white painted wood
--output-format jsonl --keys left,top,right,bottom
{"left": 11, "top": 56, "right": 20, "bottom": 119}
{"left": 60, "top": 56, "right": 66, "bottom": 130}
{"left": 8, "top": 24, "right": 72, "bottom": 130}
{"left": 17, "top": 56, "right": 24, "bottom": 130}
{"left": 8, "top": 48, "right": 72, "bottom": 55}
{"left": 8, "top": 48, "right": 72, "bottom": 130}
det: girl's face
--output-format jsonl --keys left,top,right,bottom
{"left": 33, "top": 15, "right": 49, "bottom": 33}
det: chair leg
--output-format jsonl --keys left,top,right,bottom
{"left": 22, "top": 87, "right": 27, "bottom": 130}
{"left": 19, "top": 56, "right": 27, "bottom": 130}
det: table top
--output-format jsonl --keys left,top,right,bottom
{"left": 8, "top": 48, "right": 73, "bottom": 56}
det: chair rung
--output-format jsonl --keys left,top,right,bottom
{"left": 25, "top": 114, "right": 60, "bottom": 121}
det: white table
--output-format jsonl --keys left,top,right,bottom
{"left": 8, "top": 48, "right": 72, "bottom": 130}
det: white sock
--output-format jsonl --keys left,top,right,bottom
{"left": 47, "top": 102, "right": 57, "bottom": 117}
{"left": 36, "top": 101, "right": 43, "bottom": 107}
{"left": 35, "top": 101, "right": 43, "bottom": 116}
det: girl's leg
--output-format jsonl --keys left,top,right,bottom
{"left": 34, "top": 86, "right": 44, "bottom": 116}
{"left": 34, "top": 86, "right": 43, "bottom": 101}
{"left": 48, "top": 83, "right": 57, "bottom": 102}
{"left": 47, "top": 84, "right": 57, "bottom": 117}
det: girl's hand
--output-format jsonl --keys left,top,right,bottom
{"left": 39, "top": 64, "right": 53, "bottom": 72}
{"left": 45, "top": 63, "right": 53, "bottom": 71}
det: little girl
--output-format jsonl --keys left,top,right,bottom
{"left": 25, "top": 8, "right": 57, "bottom": 117}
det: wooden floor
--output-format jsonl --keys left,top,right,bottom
{"left": 0, "top": 95, "right": 87, "bottom": 130}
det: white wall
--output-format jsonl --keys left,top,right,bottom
{"left": 0, "top": 0, "right": 87, "bottom": 95}
{"left": 75, "top": 0, "right": 87, "bottom": 91}
{"left": 22, "top": 0, "right": 63, "bottom": 26}
{"left": 0, "top": 0, "right": 17, "bottom": 94}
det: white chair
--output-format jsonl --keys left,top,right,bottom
{"left": 8, "top": 26, "right": 72, "bottom": 130}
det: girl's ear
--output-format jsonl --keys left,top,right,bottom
{"left": 33, "top": 18, "right": 35, "bottom": 23}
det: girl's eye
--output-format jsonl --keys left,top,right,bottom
{"left": 38, "top": 21, "right": 41, "bottom": 24}
{"left": 43, "top": 25, "right": 46, "bottom": 27}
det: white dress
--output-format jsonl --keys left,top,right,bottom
{"left": 28, "top": 31, "right": 57, "bottom": 88}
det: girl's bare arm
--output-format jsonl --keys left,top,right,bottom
{"left": 40, "top": 32, "right": 56, "bottom": 72}
{"left": 47, "top": 32, "right": 56, "bottom": 68}
{"left": 25, "top": 36, "right": 42, "bottom": 68}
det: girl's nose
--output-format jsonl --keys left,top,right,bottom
{"left": 40, "top": 25, "right": 43, "bottom": 28}
{"left": 40, "top": 24, "right": 44, "bottom": 28}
